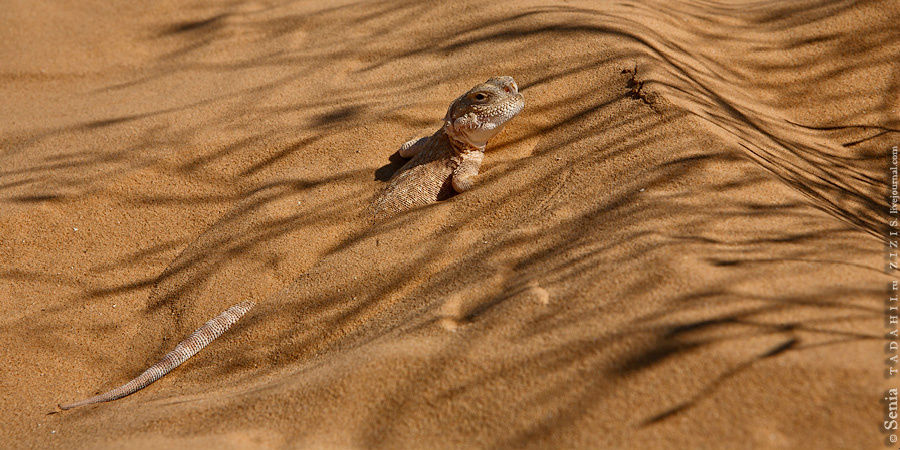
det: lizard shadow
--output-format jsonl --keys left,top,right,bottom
{"left": 374, "top": 151, "right": 409, "bottom": 182}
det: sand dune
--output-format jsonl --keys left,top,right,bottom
{"left": 1, "top": 0, "right": 896, "bottom": 448}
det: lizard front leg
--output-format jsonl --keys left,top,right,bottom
{"left": 451, "top": 150, "right": 485, "bottom": 193}
{"left": 398, "top": 136, "right": 428, "bottom": 158}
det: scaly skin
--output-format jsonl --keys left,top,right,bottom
{"left": 58, "top": 301, "right": 255, "bottom": 410}
{"left": 57, "top": 77, "right": 523, "bottom": 410}
{"left": 374, "top": 76, "right": 524, "bottom": 219}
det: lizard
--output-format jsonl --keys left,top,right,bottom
{"left": 373, "top": 75, "right": 524, "bottom": 219}
{"left": 56, "top": 76, "right": 524, "bottom": 410}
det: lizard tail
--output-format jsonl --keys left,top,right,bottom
{"left": 58, "top": 300, "right": 255, "bottom": 411}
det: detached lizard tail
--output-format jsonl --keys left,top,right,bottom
{"left": 59, "top": 301, "right": 255, "bottom": 411}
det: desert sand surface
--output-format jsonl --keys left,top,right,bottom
{"left": 1, "top": 0, "right": 898, "bottom": 448}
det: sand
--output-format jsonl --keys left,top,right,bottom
{"left": 1, "top": 0, "right": 897, "bottom": 448}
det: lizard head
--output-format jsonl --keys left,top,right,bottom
{"left": 443, "top": 76, "right": 524, "bottom": 150}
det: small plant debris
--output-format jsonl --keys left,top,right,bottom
{"left": 622, "top": 64, "right": 658, "bottom": 107}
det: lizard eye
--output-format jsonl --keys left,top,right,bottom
{"left": 474, "top": 93, "right": 487, "bottom": 101}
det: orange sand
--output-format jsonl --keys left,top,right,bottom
{"left": 1, "top": 0, "right": 897, "bottom": 448}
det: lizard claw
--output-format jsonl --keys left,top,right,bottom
{"left": 452, "top": 175, "right": 474, "bottom": 193}
{"left": 398, "top": 137, "right": 426, "bottom": 158}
